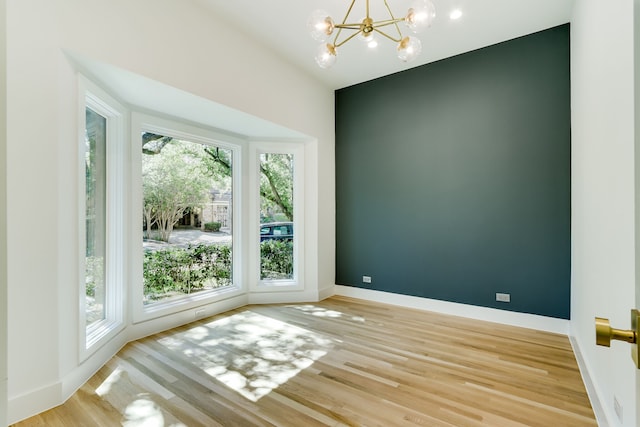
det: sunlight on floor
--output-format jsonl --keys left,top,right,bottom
{"left": 293, "top": 304, "right": 366, "bottom": 322}
{"left": 122, "top": 397, "right": 165, "bottom": 427}
{"left": 96, "top": 369, "right": 180, "bottom": 427}
{"left": 158, "top": 310, "right": 334, "bottom": 402}
{"left": 95, "top": 366, "right": 124, "bottom": 397}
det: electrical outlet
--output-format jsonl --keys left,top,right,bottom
{"left": 614, "top": 395, "right": 623, "bottom": 423}
{"left": 362, "top": 275, "right": 372, "bottom": 283}
{"left": 496, "top": 293, "right": 510, "bottom": 303}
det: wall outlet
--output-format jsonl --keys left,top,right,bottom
{"left": 614, "top": 395, "right": 623, "bottom": 423}
{"left": 195, "top": 308, "right": 206, "bottom": 319}
{"left": 362, "top": 275, "right": 372, "bottom": 283}
{"left": 496, "top": 293, "right": 510, "bottom": 303}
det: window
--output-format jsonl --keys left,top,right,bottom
{"left": 79, "top": 78, "right": 125, "bottom": 356}
{"left": 132, "top": 114, "right": 242, "bottom": 322}
{"left": 141, "top": 134, "right": 234, "bottom": 306}
{"left": 253, "top": 145, "right": 304, "bottom": 290}
{"left": 84, "top": 107, "right": 106, "bottom": 326}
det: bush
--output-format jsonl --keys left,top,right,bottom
{"left": 204, "top": 222, "right": 221, "bottom": 232}
{"left": 85, "top": 256, "right": 104, "bottom": 297}
{"left": 260, "top": 240, "right": 293, "bottom": 280}
{"left": 143, "top": 240, "right": 294, "bottom": 303}
{"left": 143, "top": 243, "right": 231, "bottom": 303}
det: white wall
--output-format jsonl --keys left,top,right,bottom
{"left": 0, "top": 0, "right": 7, "bottom": 425}
{"left": 571, "top": 1, "right": 637, "bottom": 426}
{"left": 6, "top": 0, "right": 335, "bottom": 423}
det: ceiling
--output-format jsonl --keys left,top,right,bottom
{"left": 195, "top": 0, "right": 575, "bottom": 90}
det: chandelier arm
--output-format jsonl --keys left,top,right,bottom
{"left": 334, "top": 23, "right": 368, "bottom": 29}
{"left": 369, "top": 18, "right": 405, "bottom": 27}
{"left": 383, "top": 0, "right": 404, "bottom": 40}
{"left": 373, "top": 28, "right": 403, "bottom": 43}
{"left": 383, "top": 0, "right": 397, "bottom": 20}
{"left": 341, "top": 0, "right": 358, "bottom": 25}
{"left": 334, "top": 30, "right": 365, "bottom": 48}
{"left": 392, "top": 20, "right": 403, "bottom": 40}
{"left": 332, "top": 0, "right": 359, "bottom": 48}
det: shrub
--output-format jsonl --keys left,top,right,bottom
{"left": 260, "top": 240, "right": 293, "bottom": 280}
{"left": 204, "top": 222, "right": 221, "bottom": 232}
{"left": 143, "top": 243, "right": 232, "bottom": 303}
{"left": 85, "top": 256, "right": 104, "bottom": 297}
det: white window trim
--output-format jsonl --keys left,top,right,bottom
{"left": 131, "top": 113, "right": 245, "bottom": 323}
{"left": 250, "top": 142, "right": 305, "bottom": 292}
{"left": 78, "top": 76, "right": 126, "bottom": 360}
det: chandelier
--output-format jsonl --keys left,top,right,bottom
{"left": 308, "top": 0, "right": 436, "bottom": 68}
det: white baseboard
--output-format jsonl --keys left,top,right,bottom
{"left": 248, "top": 287, "right": 325, "bottom": 305}
{"left": 333, "top": 285, "right": 570, "bottom": 335}
{"left": 569, "top": 335, "right": 610, "bottom": 427}
{"left": 8, "top": 381, "right": 61, "bottom": 425}
{"left": 317, "top": 284, "right": 335, "bottom": 301}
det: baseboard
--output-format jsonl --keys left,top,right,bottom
{"left": 317, "top": 284, "right": 335, "bottom": 301}
{"left": 248, "top": 287, "right": 326, "bottom": 305}
{"left": 8, "top": 381, "right": 61, "bottom": 425}
{"left": 569, "top": 335, "right": 611, "bottom": 427}
{"left": 333, "top": 285, "right": 570, "bottom": 335}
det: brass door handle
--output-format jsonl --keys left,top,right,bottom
{"left": 595, "top": 317, "right": 636, "bottom": 346}
{"left": 595, "top": 309, "right": 640, "bottom": 369}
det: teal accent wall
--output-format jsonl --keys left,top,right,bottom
{"left": 335, "top": 24, "right": 571, "bottom": 318}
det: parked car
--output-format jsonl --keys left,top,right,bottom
{"left": 260, "top": 222, "right": 293, "bottom": 241}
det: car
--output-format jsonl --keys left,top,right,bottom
{"left": 260, "top": 221, "right": 293, "bottom": 242}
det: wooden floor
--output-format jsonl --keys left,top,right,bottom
{"left": 13, "top": 296, "right": 596, "bottom": 426}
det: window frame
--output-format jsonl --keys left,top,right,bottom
{"left": 78, "top": 76, "right": 126, "bottom": 360}
{"left": 131, "top": 113, "right": 244, "bottom": 323}
{"left": 250, "top": 142, "right": 305, "bottom": 292}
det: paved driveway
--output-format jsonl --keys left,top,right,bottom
{"left": 144, "top": 229, "right": 232, "bottom": 250}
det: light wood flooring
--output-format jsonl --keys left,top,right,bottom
{"left": 13, "top": 296, "right": 596, "bottom": 426}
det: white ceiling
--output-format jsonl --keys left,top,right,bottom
{"left": 69, "top": 0, "right": 575, "bottom": 141}
{"left": 195, "top": 0, "right": 575, "bottom": 90}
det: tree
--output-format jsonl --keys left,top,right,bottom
{"left": 141, "top": 133, "right": 295, "bottom": 223}
{"left": 201, "top": 149, "right": 294, "bottom": 221}
{"left": 143, "top": 140, "right": 212, "bottom": 242}
{"left": 260, "top": 153, "right": 293, "bottom": 221}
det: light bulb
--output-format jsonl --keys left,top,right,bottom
{"left": 405, "top": 0, "right": 436, "bottom": 33}
{"left": 308, "top": 10, "right": 335, "bottom": 42}
{"left": 315, "top": 43, "right": 337, "bottom": 68}
{"left": 359, "top": 31, "right": 378, "bottom": 49}
{"left": 397, "top": 36, "right": 422, "bottom": 62}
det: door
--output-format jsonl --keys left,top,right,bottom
{"left": 636, "top": 0, "right": 640, "bottom": 423}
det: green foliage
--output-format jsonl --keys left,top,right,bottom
{"left": 201, "top": 148, "right": 294, "bottom": 223}
{"left": 204, "top": 221, "right": 221, "bottom": 232}
{"left": 202, "top": 146, "right": 233, "bottom": 190}
{"left": 260, "top": 240, "right": 293, "bottom": 280}
{"left": 143, "top": 244, "right": 232, "bottom": 303}
{"left": 85, "top": 256, "right": 104, "bottom": 297}
{"left": 143, "top": 139, "right": 213, "bottom": 242}
{"left": 260, "top": 153, "right": 294, "bottom": 221}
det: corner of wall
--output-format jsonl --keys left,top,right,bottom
{"left": 318, "top": 284, "right": 335, "bottom": 301}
